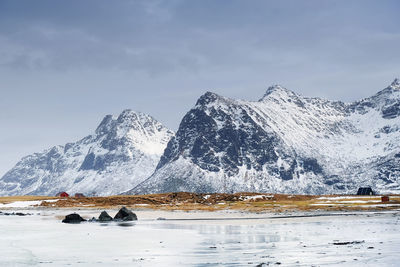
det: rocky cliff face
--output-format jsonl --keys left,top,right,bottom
{"left": 130, "top": 79, "right": 400, "bottom": 195}
{"left": 0, "top": 110, "right": 174, "bottom": 196}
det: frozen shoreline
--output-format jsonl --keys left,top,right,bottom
{"left": 0, "top": 207, "right": 399, "bottom": 266}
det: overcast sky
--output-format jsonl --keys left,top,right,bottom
{"left": 0, "top": 0, "right": 400, "bottom": 176}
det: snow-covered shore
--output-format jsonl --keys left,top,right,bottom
{"left": 0, "top": 207, "right": 399, "bottom": 266}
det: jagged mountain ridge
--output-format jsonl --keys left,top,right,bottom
{"left": 129, "top": 79, "right": 400, "bottom": 195}
{"left": 0, "top": 110, "right": 174, "bottom": 196}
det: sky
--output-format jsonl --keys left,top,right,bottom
{"left": 0, "top": 0, "right": 400, "bottom": 176}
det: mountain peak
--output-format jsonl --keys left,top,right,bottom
{"left": 390, "top": 78, "right": 400, "bottom": 89}
{"left": 95, "top": 114, "right": 115, "bottom": 135}
{"left": 116, "top": 109, "right": 161, "bottom": 128}
{"left": 370, "top": 78, "right": 400, "bottom": 100}
{"left": 195, "top": 91, "right": 227, "bottom": 106}
{"left": 259, "top": 84, "right": 298, "bottom": 101}
{"left": 95, "top": 109, "right": 173, "bottom": 145}
{"left": 117, "top": 109, "right": 142, "bottom": 121}
{"left": 95, "top": 110, "right": 148, "bottom": 136}
{"left": 267, "top": 84, "right": 286, "bottom": 91}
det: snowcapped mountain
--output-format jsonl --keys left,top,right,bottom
{"left": 130, "top": 79, "right": 400, "bottom": 195}
{"left": 0, "top": 110, "right": 174, "bottom": 196}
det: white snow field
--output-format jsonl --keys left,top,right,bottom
{"left": 0, "top": 199, "right": 59, "bottom": 208}
{"left": 0, "top": 209, "right": 399, "bottom": 266}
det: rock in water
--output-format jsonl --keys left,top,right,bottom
{"left": 98, "top": 211, "right": 113, "bottom": 222}
{"left": 88, "top": 217, "right": 97, "bottom": 222}
{"left": 62, "top": 213, "right": 86, "bottom": 224}
{"left": 114, "top": 207, "right": 137, "bottom": 221}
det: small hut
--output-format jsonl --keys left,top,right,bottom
{"left": 56, "top": 191, "right": 69, "bottom": 197}
{"left": 357, "top": 187, "right": 374, "bottom": 195}
{"left": 74, "top": 193, "right": 85, "bottom": 198}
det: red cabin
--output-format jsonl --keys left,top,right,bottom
{"left": 56, "top": 192, "right": 69, "bottom": 197}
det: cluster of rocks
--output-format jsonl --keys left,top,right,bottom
{"left": 0, "top": 211, "right": 31, "bottom": 216}
{"left": 62, "top": 207, "right": 137, "bottom": 224}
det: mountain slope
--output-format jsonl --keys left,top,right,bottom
{"left": 130, "top": 79, "right": 400, "bottom": 195}
{"left": 0, "top": 110, "right": 174, "bottom": 196}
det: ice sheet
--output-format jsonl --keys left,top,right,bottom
{"left": 0, "top": 209, "right": 399, "bottom": 266}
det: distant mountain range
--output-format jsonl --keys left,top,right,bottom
{"left": 1, "top": 79, "right": 400, "bottom": 196}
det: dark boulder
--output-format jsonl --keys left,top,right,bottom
{"left": 98, "top": 211, "right": 113, "bottom": 222}
{"left": 62, "top": 213, "right": 86, "bottom": 224}
{"left": 114, "top": 207, "right": 137, "bottom": 221}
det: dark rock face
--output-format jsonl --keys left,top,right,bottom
{"left": 301, "top": 158, "right": 323, "bottom": 174}
{"left": 382, "top": 102, "right": 400, "bottom": 119}
{"left": 114, "top": 207, "right": 137, "bottom": 221}
{"left": 98, "top": 211, "right": 113, "bottom": 222}
{"left": 145, "top": 90, "right": 328, "bottom": 193}
{"left": 62, "top": 213, "right": 86, "bottom": 224}
{"left": 79, "top": 152, "right": 96, "bottom": 171}
{"left": 158, "top": 95, "right": 285, "bottom": 177}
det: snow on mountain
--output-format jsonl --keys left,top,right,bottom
{"left": 129, "top": 79, "right": 400, "bottom": 195}
{"left": 0, "top": 110, "right": 174, "bottom": 196}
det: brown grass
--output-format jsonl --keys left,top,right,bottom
{"left": 1, "top": 193, "right": 400, "bottom": 212}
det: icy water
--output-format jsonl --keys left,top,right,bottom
{"left": 0, "top": 210, "right": 399, "bottom": 266}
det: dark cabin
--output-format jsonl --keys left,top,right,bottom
{"left": 357, "top": 187, "right": 374, "bottom": 195}
{"left": 56, "top": 191, "right": 69, "bottom": 197}
{"left": 74, "top": 193, "right": 85, "bottom": 198}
